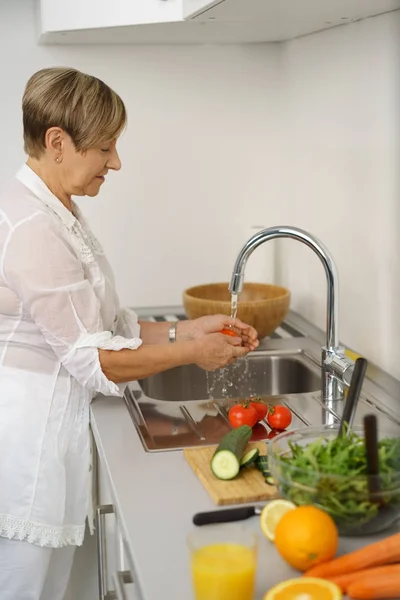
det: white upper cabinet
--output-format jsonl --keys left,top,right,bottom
{"left": 39, "top": 0, "right": 400, "bottom": 44}
{"left": 39, "top": 0, "right": 182, "bottom": 33}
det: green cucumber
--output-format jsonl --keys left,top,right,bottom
{"left": 240, "top": 448, "right": 260, "bottom": 468}
{"left": 254, "top": 455, "right": 276, "bottom": 485}
{"left": 255, "top": 455, "right": 271, "bottom": 479}
{"left": 211, "top": 425, "right": 252, "bottom": 480}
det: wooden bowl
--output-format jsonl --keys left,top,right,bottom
{"left": 183, "top": 282, "right": 290, "bottom": 339}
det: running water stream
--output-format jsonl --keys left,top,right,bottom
{"left": 205, "top": 292, "right": 251, "bottom": 399}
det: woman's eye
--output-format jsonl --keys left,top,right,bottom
{"left": 101, "top": 148, "right": 110, "bottom": 153}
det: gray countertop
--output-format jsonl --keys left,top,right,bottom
{"left": 90, "top": 307, "right": 400, "bottom": 600}
{"left": 90, "top": 395, "right": 397, "bottom": 600}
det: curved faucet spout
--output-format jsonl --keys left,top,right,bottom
{"left": 229, "top": 226, "right": 354, "bottom": 404}
{"left": 229, "top": 226, "right": 339, "bottom": 351}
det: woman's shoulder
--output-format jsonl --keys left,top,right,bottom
{"left": 0, "top": 175, "right": 49, "bottom": 231}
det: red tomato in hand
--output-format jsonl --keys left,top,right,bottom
{"left": 221, "top": 328, "right": 239, "bottom": 337}
{"left": 249, "top": 399, "right": 268, "bottom": 422}
{"left": 228, "top": 403, "right": 258, "bottom": 428}
{"left": 266, "top": 405, "right": 292, "bottom": 430}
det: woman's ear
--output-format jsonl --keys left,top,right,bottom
{"left": 44, "top": 126, "right": 65, "bottom": 161}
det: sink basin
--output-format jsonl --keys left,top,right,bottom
{"left": 138, "top": 350, "right": 321, "bottom": 402}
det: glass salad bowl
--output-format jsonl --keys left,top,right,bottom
{"left": 268, "top": 424, "right": 400, "bottom": 536}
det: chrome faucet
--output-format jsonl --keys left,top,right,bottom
{"left": 229, "top": 226, "right": 354, "bottom": 404}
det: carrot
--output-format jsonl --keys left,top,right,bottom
{"left": 347, "top": 565, "right": 400, "bottom": 598}
{"left": 304, "top": 532, "right": 400, "bottom": 579}
{"left": 325, "top": 564, "right": 400, "bottom": 593}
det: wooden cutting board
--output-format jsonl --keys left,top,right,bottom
{"left": 184, "top": 441, "right": 280, "bottom": 506}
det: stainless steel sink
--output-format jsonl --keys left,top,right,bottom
{"left": 122, "top": 313, "right": 400, "bottom": 452}
{"left": 138, "top": 351, "right": 321, "bottom": 402}
{"left": 124, "top": 349, "right": 328, "bottom": 451}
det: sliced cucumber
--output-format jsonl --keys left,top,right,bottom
{"left": 265, "top": 476, "right": 276, "bottom": 486}
{"left": 240, "top": 448, "right": 260, "bottom": 468}
{"left": 255, "top": 455, "right": 271, "bottom": 479}
{"left": 211, "top": 425, "right": 252, "bottom": 480}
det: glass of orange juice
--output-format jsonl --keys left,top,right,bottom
{"left": 187, "top": 525, "right": 258, "bottom": 600}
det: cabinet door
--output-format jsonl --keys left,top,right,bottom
{"left": 96, "top": 456, "right": 142, "bottom": 600}
{"left": 112, "top": 531, "right": 141, "bottom": 600}
{"left": 40, "top": 0, "right": 182, "bottom": 34}
{"left": 97, "top": 458, "right": 119, "bottom": 596}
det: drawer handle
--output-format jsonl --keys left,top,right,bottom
{"left": 96, "top": 504, "right": 116, "bottom": 600}
{"left": 114, "top": 570, "right": 134, "bottom": 600}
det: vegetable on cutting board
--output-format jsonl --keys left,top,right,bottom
{"left": 305, "top": 531, "right": 400, "bottom": 579}
{"left": 255, "top": 455, "right": 275, "bottom": 485}
{"left": 240, "top": 447, "right": 260, "bottom": 468}
{"left": 322, "top": 564, "right": 400, "bottom": 595}
{"left": 210, "top": 425, "right": 252, "bottom": 480}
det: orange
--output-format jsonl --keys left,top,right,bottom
{"left": 274, "top": 505, "right": 338, "bottom": 572}
{"left": 263, "top": 577, "right": 342, "bottom": 600}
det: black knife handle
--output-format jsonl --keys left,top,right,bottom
{"left": 338, "top": 357, "right": 368, "bottom": 436}
{"left": 193, "top": 506, "right": 255, "bottom": 526}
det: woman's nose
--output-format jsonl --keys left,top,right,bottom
{"left": 107, "top": 147, "right": 121, "bottom": 171}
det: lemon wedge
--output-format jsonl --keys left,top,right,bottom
{"left": 259, "top": 499, "right": 296, "bottom": 542}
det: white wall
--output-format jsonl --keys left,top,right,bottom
{"left": 1, "top": 1, "right": 399, "bottom": 379}
{"left": 0, "top": 0, "right": 280, "bottom": 308}
{"left": 258, "top": 12, "right": 400, "bottom": 379}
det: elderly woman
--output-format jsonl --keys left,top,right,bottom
{"left": 0, "top": 67, "right": 258, "bottom": 600}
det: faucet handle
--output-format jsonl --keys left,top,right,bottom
{"left": 323, "top": 347, "right": 355, "bottom": 388}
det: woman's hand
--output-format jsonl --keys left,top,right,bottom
{"left": 192, "top": 331, "right": 250, "bottom": 371}
{"left": 180, "top": 314, "right": 259, "bottom": 351}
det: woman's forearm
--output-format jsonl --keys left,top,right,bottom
{"left": 138, "top": 320, "right": 192, "bottom": 344}
{"left": 138, "top": 320, "right": 170, "bottom": 344}
{"left": 98, "top": 341, "right": 197, "bottom": 383}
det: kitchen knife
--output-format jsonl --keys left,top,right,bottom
{"left": 337, "top": 357, "right": 368, "bottom": 437}
{"left": 193, "top": 505, "right": 263, "bottom": 526}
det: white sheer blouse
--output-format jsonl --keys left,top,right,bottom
{"left": 0, "top": 164, "right": 141, "bottom": 547}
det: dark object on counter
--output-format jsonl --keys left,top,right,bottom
{"left": 193, "top": 505, "right": 262, "bottom": 526}
{"left": 364, "top": 414, "right": 382, "bottom": 503}
{"left": 337, "top": 357, "right": 368, "bottom": 437}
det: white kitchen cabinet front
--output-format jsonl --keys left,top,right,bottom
{"left": 97, "top": 455, "right": 142, "bottom": 600}
{"left": 39, "top": 0, "right": 400, "bottom": 45}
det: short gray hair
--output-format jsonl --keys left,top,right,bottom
{"left": 23, "top": 67, "right": 127, "bottom": 158}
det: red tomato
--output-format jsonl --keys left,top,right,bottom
{"left": 228, "top": 403, "right": 258, "bottom": 428}
{"left": 266, "top": 428, "right": 282, "bottom": 440}
{"left": 266, "top": 405, "right": 292, "bottom": 430}
{"left": 221, "top": 328, "right": 239, "bottom": 337}
{"left": 249, "top": 399, "right": 268, "bottom": 422}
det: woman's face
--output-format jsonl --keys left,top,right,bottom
{"left": 61, "top": 136, "right": 122, "bottom": 197}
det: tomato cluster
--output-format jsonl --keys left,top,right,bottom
{"left": 228, "top": 399, "right": 292, "bottom": 431}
